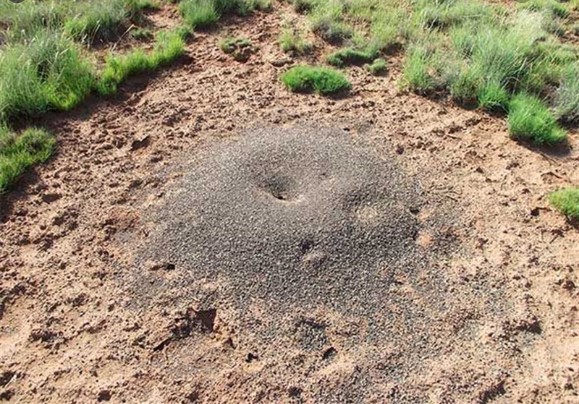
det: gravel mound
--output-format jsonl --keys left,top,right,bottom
{"left": 125, "top": 127, "right": 507, "bottom": 401}
{"left": 139, "top": 127, "right": 426, "bottom": 317}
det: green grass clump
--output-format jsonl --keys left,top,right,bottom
{"left": 311, "top": 16, "right": 352, "bottom": 45}
{"left": 220, "top": 36, "right": 251, "bottom": 52}
{"left": 0, "top": 0, "right": 158, "bottom": 44}
{"left": 507, "top": 94, "right": 566, "bottom": 144}
{"left": 281, "top": 65, "right": 351, "bottom": 95}
{"left": 0, "top": 0, "right": 66, "bottom": 42}
{"left": 326, "top": 48, "right": 378, "bottom": 67}
{"left": 180, "top": 0, "right": 220, "bottom": 29}
{"left": 180, "top": 0, "right": 270, "bottom": 29}
{"left": 64, "top": 0, "right": 128, "bottom": 42}
{"left": 279, "top": 28, "right": 313, "bottom": 54}
{"left": 402, "top": 44, "right": 440, "bottom": 94}
{"left": 219, "top": 36, "right": 253, "bottom": 61}
{"left": 478, "top": 81, "right": 510, "bottom": 112}
{"left": 419, "top": 0, "right": 494, "bottom": 29}
{"left": 519, "top": 0, "right": 570, "bottom": 18}
{"left": 449, "top": 67, "right": 481, "bottom": 106}
{"left": 365, "top": 58, "right": 387, "bottom": 75}
{"left": 554, "top": 63, "right": 579, "bottom": 123}
{"left": 0, "top": 32, "right": 95, "bottom": 120}
{"left": 97, "top": 29, "right": 186, "bottom": 95}
{"left": 549, "top": 187, "right": 579, "bottom": 220}
{"left": 0, "top": 126, "right": 55, "bottom": 192}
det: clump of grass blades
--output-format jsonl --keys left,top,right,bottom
{"left": 554, "top": 63, "right": 579, "bottom": 124}
{"left": 96, "top": 29, "right": 187, "bottom": 95}
{"left": 64, "top": 0, "right": 128, "bottom": 42}
{"left": 0, "top": 0, "right": 66, "bottom": 42}
{"left": 508, "top": 94, "right": 566, "bottom": 144}
{"left": 220, "top": 36, "right": 251, "bottom": 52}
{"left": 0, "top": 126, "right": 55, "bottom": 192}
{"left": 478, "top": 81, "right": 510, "bottom": 112}
{"left": 519, "top": 0, "right": 570, "bottom": 18}
{"left": 418, "top": 0, "right": 495, "bottom": 29}
{"left": 180, "top": 0, "right": 219, "bottom": 29}
{"left": 326, "top": 48, "right": 378, "bottom": 67}
{"left": 279, "top": 28, "right": 313, "bottom": 54}
{"left": 0, "top": 0, "right": 158, "bottom": 44}
{"left": 219, "top": 36, "right": 253, "bottom": 61}
{"left": 365, "top": 58, "right": 387, "bottom": 75}
{"left": 0, "top": 32, "right": 95, "bottom": 121}
{"left": 549, "top": 187, "right": 579, "bottom": 220}
{"left": 311, "top": 16, "right": 352, "bottom": 45}
{"left": 401, "top": 44, "right": 441, "bottom": 94}
{"left": 180, "top": 0, "right": 270, "bottom": 29}
{"left": 281, "top": 65, "right": 351, "bottom": 95}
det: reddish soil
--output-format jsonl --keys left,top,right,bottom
{"left": 1, "top": 4, "right": 578, "bottom": 403}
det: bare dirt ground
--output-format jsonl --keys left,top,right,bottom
{"left": 1, "top": 4, "right": 578, "bottom": 403}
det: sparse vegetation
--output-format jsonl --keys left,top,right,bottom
{"left": 549, "top": 187, "right": 579, "bottom": 220}
{"left": 97, "top": 29, "right": 187, "bottom": 95}
{"left": 0, "top": 126, "right": 55, "bottom": 192}
{"left": 279, "top": 27, "right": 313, "bottom": 54}
{"left": 281, "top": 65, "right": 351, "bottom": 95}
{"left": 131, "top": 27, "right": 154, "bottom": 40}
{"left": 311, "top": 15, "right": 352, "bottom": 45}
{"left": 297, "top": 0, "right": 576, "bottom": 144}
{"left": 0, "top": 0, "right": 189, "bottom": 191}
{"left": 0, "top": 0, "right": 577, "bottom": 193}
{"left": 402, "top": 44, "right": 440, "bottom": 95}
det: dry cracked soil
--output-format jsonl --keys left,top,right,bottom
{"left": 0, "top": 3, "right": 578, "bottom": 404}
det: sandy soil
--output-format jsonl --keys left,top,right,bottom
{"left": 0, "top": 4, "right": 578, "bottom": 403}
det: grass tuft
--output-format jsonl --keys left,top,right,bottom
{"left": 478, "top": 81, "right": 510, "bottom": 112}
{"left": 311, "top": 16, "right": 352, "bottom": 45}
{"left": 554, "top": 62, "right": 579, "bottom": 124}
{"left": 279, "top": 27, "right": 313, "bottom": 54}
{"left": 219, "top": 36, "right": 253, "bottom": 61}
{"left": 64, "top": 0, "right": 127, "bottom": 42}
{"left": 0, "top": 32, "right": 95, "bottom": 120}
{"left": 549, "top": 187, "right": 579, "bottom": 220}
{"left": 401, "top": 44, "right": 440, "bottom": 94}
{"left": 365, "top": 58, "right": 387, "bottom": 76}
{"left": 180, "top": 0, "right": 270, "bottom": 29}
{"left": 326, "top": 48, "right": 378, "bottom": 67}
{"left": 508, "top": 93, "right": 566, "bottom": 144}
{"left": 281, "top": 65, "right": 351, "bottom": 95}
{"left": 0, "top": 126, "right": 55, "bottom": 192}
{"left": 180, "top": 0, "right": 219, "bottom": 29}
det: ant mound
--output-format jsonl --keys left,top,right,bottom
{"left": 130, "top": 127, "right": 503, "bottom": 401}
{"left": 140, "top": 126, "right": 424, "bottom": 314}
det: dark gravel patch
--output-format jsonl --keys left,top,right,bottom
{"left": 125, "top": 126, "right": 498, "bottom": 401}
{"left": 136, "top": 127, "right": 427, "bottom": 315}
